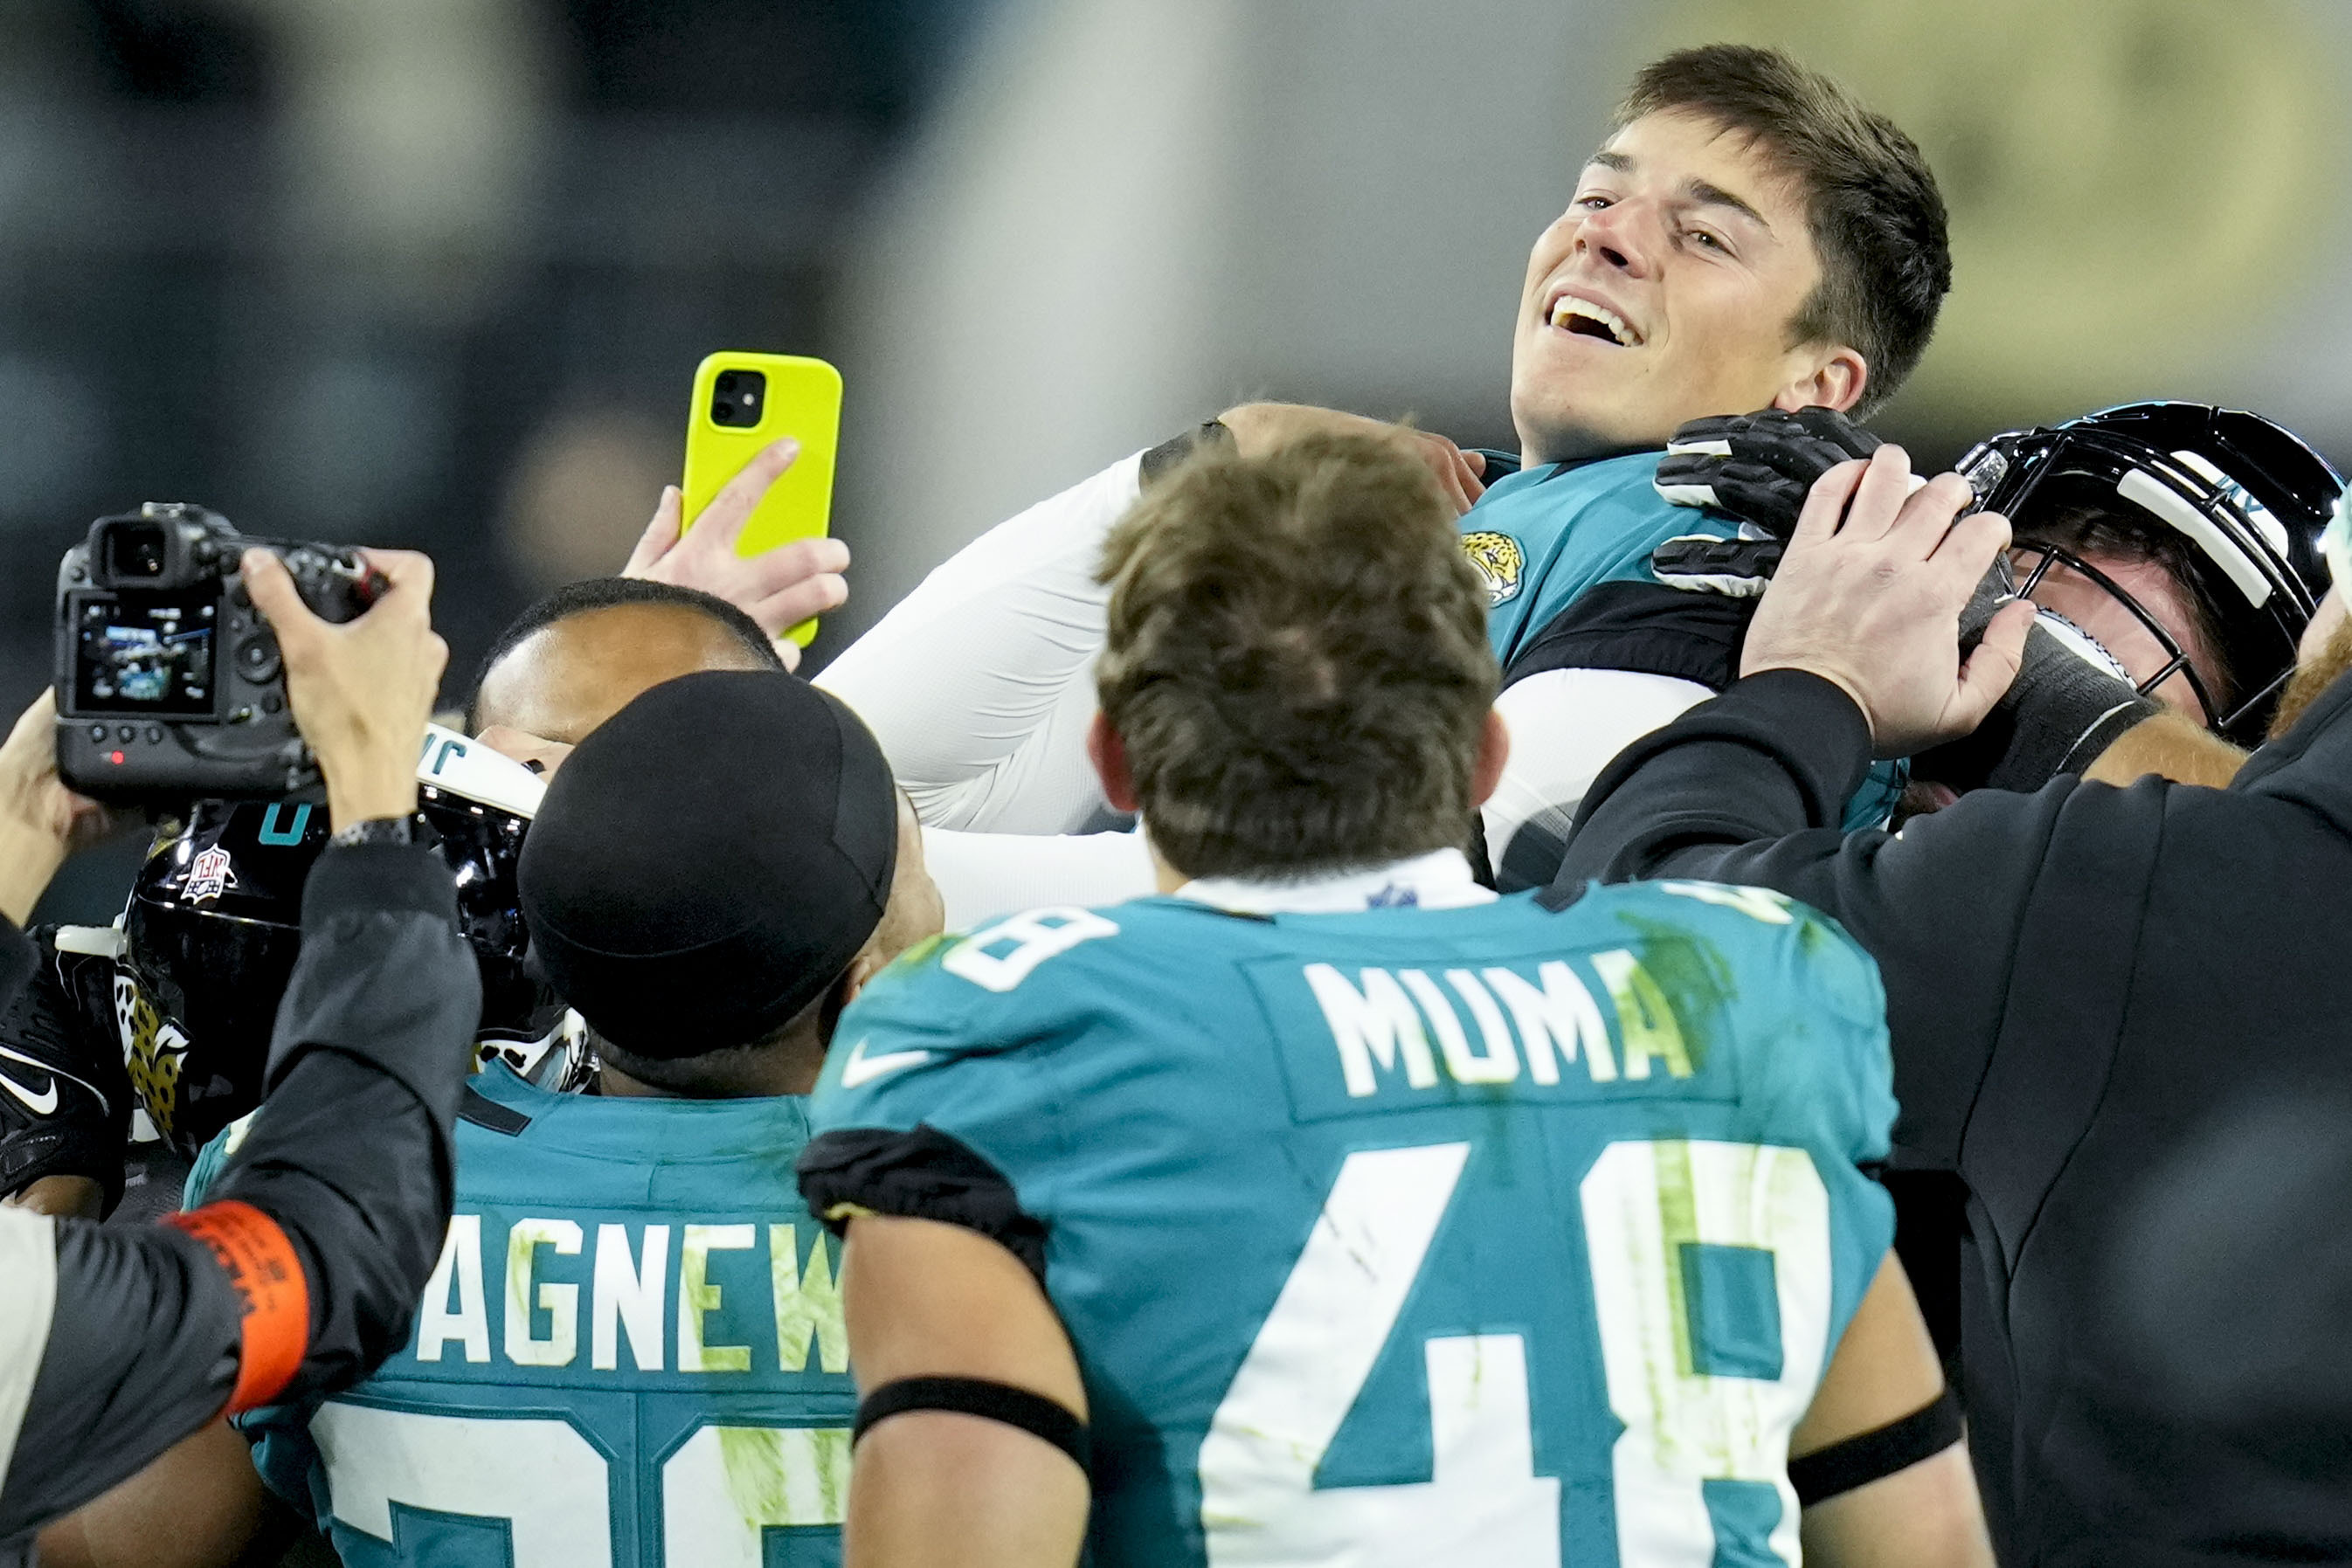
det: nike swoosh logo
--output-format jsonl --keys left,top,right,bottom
{"left": 839, "top": 1038, "right": 934, "bottom": 1089}
{"left": 0, "top": 1065, "right": 57, "bottom": 1116}
{"left": 0, "top": 1042, "right": 104, "bottom": 1118}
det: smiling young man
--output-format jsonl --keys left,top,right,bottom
{"left": 815, "top": 44, "right": 1955, "bottom": 901}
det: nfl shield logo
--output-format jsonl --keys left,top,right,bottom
{"left": 184, "top": 846, "right": 236, "bottom": 903}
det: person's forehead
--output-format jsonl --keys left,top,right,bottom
{"left": 1591, "top": 109, "right": 1806, "bottom": 222}
{"left": 477, "top": 603, "right": 763, "bottom": 739}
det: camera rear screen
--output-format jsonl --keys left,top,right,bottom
{"left": 73, "top": 594, "right": 218, "bottom": 716}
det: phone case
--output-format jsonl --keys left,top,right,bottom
{"left": 681, "top": 352, "right": 844, "bottom": 646}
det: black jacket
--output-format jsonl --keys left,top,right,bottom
{"left": 0, "top": 842, "right": 481, "bottom": 1556}
{"left": 1559, "top": 667, "right": 2352, "bottom": 1567}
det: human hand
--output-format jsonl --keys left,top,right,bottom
{"left": 1912, "top": 563, "right": 2166, "bottom": 792}
{"left": 243, "top": 547, "right": 447, "bottom": 832}
{"left": 2, "top": 1175, "right": 102, "bottom": 1218}
{"left": 1655, "top": 405, "right": 1882, "bottom": 539}
{"left": 1740, "top": 447, "right": 2035, "bottom": 758}
{"left": 1218, "top": 403, "right": 1488, "bottom": 515}
{"left": 0, "top": 690, "right": 112, "bottom": 926}
{"left": 624, "top": 437, "right": 850, "bottom": 665}
{"left": 477, "top": 726, "right": 575, "bottom": 781}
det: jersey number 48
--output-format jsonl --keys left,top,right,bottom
{"left": 1199, "top": 1138, "right": 1833, "bottom": 1567}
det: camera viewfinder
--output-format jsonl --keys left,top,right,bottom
{"left": 103, "top": 522, "right": 170, "bottom": 580}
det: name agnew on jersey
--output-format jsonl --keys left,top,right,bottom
{"left": 405, "top": 1208, "right": 846, "bottom": 1378}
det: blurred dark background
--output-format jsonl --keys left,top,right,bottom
{"left": 14, "top": 0, "right": 996, "bottom": 919}
{"left": 0, "top": 0, "right": 994, "bottom": 693}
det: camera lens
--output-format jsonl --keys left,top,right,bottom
{"left": 710, "top": 369, "right": 765, "bottom": 429}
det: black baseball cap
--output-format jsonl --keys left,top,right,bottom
{"left": 518, "top": 669, "right": 899, "bottom": 1057}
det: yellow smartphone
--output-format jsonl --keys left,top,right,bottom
{"left": 681, "top": 351, "right": 844, "bottom": 646}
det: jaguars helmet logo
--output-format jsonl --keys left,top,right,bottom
{"left": 115, "top": 973, "right": 190, "bottom": 1140}
{"left": 1462, "top": 531, "right": 1524, "bottom": 607}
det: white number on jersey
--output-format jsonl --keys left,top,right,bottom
{"left": 311, "top": 1402, "right": 850, "bottom": 1567}
{"left": 941, "top": 908, "right": 1118, "bottom": 992}
{"left": 1198, "top": 1138, "right": 1833, "bottom": 1566}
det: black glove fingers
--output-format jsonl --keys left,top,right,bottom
{"left": 1711, "top": 471, "right": 1809, "bottom": 533}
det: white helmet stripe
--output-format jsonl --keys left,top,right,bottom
{"left": 2113, "top": 469, "right": 2274, "bottom": 610}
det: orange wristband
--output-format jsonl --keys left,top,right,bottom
{"left": 166, "top": 1200, "right": 311, "bottom": 1413}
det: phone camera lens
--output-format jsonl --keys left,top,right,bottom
{"left": 716, "top": 371, "right": 738, "bottom": 393}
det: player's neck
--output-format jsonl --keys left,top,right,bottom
{"left": 1519, "top": 418, "right": 1670, "bottom": 467}
{"left": 593, "top": 1029, "right": 827, "bottom": 1100}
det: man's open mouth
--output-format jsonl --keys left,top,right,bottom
{"left": 1546, "top": 292, "right": 1640, "bottom": 347}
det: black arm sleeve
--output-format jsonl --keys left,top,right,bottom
{"left": 206, "top": 842, "right": 483, "bottom": 1401}
{"left": 0, "top": 1221, "right": 242, "bottom": 1543}
{"left": 0, "top": 929, "right": 133, "bottom": 1212}
{"left": 1556, "top": 669, "right": 2072, "bottom": 1165}
{"left": 0, "top": 842, "right": 479, "bottom": 1542}
{"left": 0, "top": 925, "right": 33, "bottom": 1015}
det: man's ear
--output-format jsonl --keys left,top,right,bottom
{"left": 1773, "top": 346, "right": 1869, "bottom": 416}
{"left": 1470, "top": 709, "right": 1511, "bottom": 806}
{"left": 837, "top": 950, "right": 883, "bottom": 1012}
{"left": 1089, "top": 710, "right": 1140, "bottom": 813}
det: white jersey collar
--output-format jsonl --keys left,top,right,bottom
{"left": 1173, "top": 848, "right": 1495, "bottom": 915}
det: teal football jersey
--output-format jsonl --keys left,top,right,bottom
{"left": 211, "top": 1067, "right": 853, "bottom": 1568}
{"left": 808, "top": 879, "right": 1899, "bottom": 1568}
{"left": 1459, "top": 452, "right": 1902, "bottom": 831}
{"left": 1463, "top": 452, "right": 1726, "bottom": 670}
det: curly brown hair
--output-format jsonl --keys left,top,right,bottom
{"left": 1095, "top": 432, "right": 1498, "bottom": 880}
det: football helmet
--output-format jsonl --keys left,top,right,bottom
{"left": 118, "top": 724, "right": 580, "bottom": 1155}
{"left": 1959, "top": 402, "right": 2342, "bottom": 746}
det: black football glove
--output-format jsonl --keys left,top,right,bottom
{"left": 1911, "top": 564, "right": 2165, "bottom": 794}
{"left": 1655, "top": 405, "right": 1884, "bottom": 535}
{"left": 1650, "top": 407, "right": 1884, "bottom": 597}
{"left": 0, "top": 930, "right": 133, "bottom": 1215}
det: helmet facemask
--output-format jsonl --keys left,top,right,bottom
{"left": 1962, "top": 403, "right": 2341, "bottom": 749}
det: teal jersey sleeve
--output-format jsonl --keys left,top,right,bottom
{"left": 808, "top": 887, "right": 1899, "bottom": 1568}
{"left": 808, "top": 911, "right": 1134, "bottom": 1215}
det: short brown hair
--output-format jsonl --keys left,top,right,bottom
{"left": 1621, "top": 44, "right": 1951, "bottom": 417}
{"left": 1096, "top": 433, "right": 1498, "bottom": 880}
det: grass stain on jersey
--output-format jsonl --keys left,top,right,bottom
{"left": 716, "top": 1425, "right": 853, "bottom": 1529}
{"left": 1613, "top": 918, "right": 1737, "bottom": 1073}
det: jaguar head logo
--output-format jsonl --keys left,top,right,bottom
{"left": 1461, "top": 531, "right": 1524, "bottom": 608}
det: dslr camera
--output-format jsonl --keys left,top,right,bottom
{"left": 55, "top": 503, "right": 384, "bottom": 802}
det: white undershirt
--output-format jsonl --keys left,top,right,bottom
{"left": 1177, "top": 848, "right": 1495, "bottom": 915}
{"left": 823, "top": 452, "right": 1714, "bottom": 922}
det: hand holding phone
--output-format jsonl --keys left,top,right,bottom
{"left": 677, "top": 352, "right": 844, "bottom": 646}
{"left": 623, "top": 441, "right": 850, "bottom": 661}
